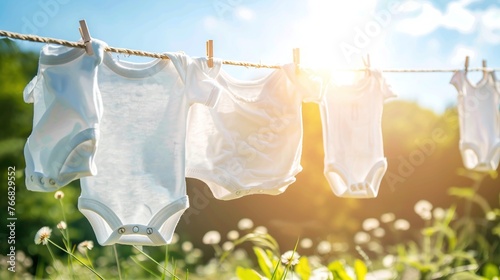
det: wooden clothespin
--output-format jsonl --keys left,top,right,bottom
{"left": 78, "top": 20, "right": 93, "bottom": 55}
{"left": 362, "top": 54, "right": 371, "bottom": 68}
{"left": 206, "top": 39, "right": 213, "bottom": 68}
{"left": 482, "top": 59, "right": 487, "bottom": 76}
{"left": 361, "top": 54, "right": 371, "bottom": 76}
{"left": 293, "top": 48, "right": 300, "bottom": 74}
{"left": 464, "top": 56, "right": 469, "bottom": 73}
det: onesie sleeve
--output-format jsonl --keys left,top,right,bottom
{"left": 450, "top": 71, "right": 464, "bottom": 96}
{"left": 186, "top": 57, "right": 224, "bottom": 107}
{"left": 374, "top": 70, "right": 397, "bottom": 101}
{"left": 283, "top": 64, "right": 324, "bottom": 103}
{"left": 23, "top": 76, "right": 39, "bottom": 104}
{"left": 166, "top": 52, "right": 223, "bottom": 108}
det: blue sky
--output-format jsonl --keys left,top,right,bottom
{"left": 1, "top": 0, "right": 499, "bottom": 113}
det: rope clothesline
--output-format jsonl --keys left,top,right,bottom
{"left": 1, "top": 29, "right": 498, "bottom": 72}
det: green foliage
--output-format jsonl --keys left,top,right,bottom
{"left": 295, "top": 256, "right": 311, "bottom": 279}
{"left": 236, "top": 266, "right": 262, "bottom": 280}
{"left": 253, "top": 247, "right": 273, "bottom": 278}
{"left": 328, "top": 260, "right": 353, "bottom": 280}
{"left": 353, "top": 259, "right": 367, "bottom": 279}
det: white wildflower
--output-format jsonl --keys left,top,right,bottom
{"left": 202, "top": 230, "right": 221, "bottom": 245}
{"left": 281, "top": 250, "right": 300, "bottom": 266}
{"left": 56, "top": 221, "right": 67, "bottom": 230}
{"left": 362, "top": 218, "right": 380, "bottom": 231}
{"left": 227, "top": 230, "right": 239, "bottom": 240}
{"left": 254, "top": 226, "right": 268, "bottom": 234}
{"left": 34, "top": 227, "right": 52, "bottom": 245}
{"left": 300, "top": 238, "right": 313, "bottom": 249}
{"left": 170, "top": 233, "right": 179, "bottom": 244}
{"left": 182, "top": 241, "right": 193, "bottom": 252}
{"left": 414, "top": 200, "right": 433, "bottom": 218}
{"left": 354, "top": 232, "right": 371, "bottom": 244}
{"left": 222, "top": 241, "right": 234, "bottom": 251}
{"left": 317, "top": 241, "right": 332, "bottom": 254}
{"left": 77, "top": 240, "right": 94, "bottom": 254}
{"left": 394, "top": 219, "right": 410, "bottom": 231}
{"left": 54, "top": 190, "right": 64, "bottom": 200}
{"left": 373, "top": 227, "right": 386, "bottom": 238}
{"left": 382, "top": 255, "right": 395, "bottom": 268}
{"left": 380, "top": 213, "right": 395, "bottom": 223}
{"left": 433, "top": 207, "right": 446, "bottom": 220}
{"left": 237, "top": 218, "right": 254, "bottom": 230}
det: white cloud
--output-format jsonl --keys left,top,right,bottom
{"left": 477, "top": 7, "right": 500, "bottom": 44}
{"left": 482, "top": 7, "right": 500, "bottom": 29}
{"left": 395, "top": 0, "right": 476, "bottom": 36}
{"left": 442, "top": 2, "right": 476, "bottom": 33}
{"left": 396, "top": 2, "right": 442, "bottom": 36}
{"left": 203, "top": 16, "right": 219, "bottom": 31}
{"left": 449, "top": 45, "right": 477, "bottom": 67}
{"left": 398, "top": 0, "right": 423, "bottom": 13}
{"left": 235, "top": 7, "right": 254, "bottom": 21}
{"left": 457, "top": 0, "right": 481, "bottom": 6}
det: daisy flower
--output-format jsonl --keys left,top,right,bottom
{"left": 202, "top": 230, "right": 221, "bottom": 245}
{"left": 34, "top": 227, "right": 52, "bottom": 245}
{"left": 57, "top": 221, "right": 67, "bottom": 230}
{"left": 281, "top": 250, "right": 300, "bottom": 266}
{"left": 54, "top": 190, "right": 64, "bottom": 200}
{"left": 77, "top": 240, "right": 94, "bottom": 254}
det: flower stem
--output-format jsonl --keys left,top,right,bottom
{"left": 85, "top": 251, "right": 95, "bottom": 270}
{"left": 58, "top": 199, "right": 74, "bottom": 276}
{"left": 48, "top": 239, "right": 104, "bottom": 280}
{"left": 133, "top": 245, "right": 181, "bottom": 280}
{"left": 45, "top": 242, "right": 57, "bottom": 264}
{"left": 113, "top": 244, "right": 123, "bottom": 280}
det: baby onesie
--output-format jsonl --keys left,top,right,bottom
{"left": 319, "top": 69, "right": 396, "bottom": 198}
{"left": 78, "top": 52, "right": 222, "bottom": 246}
{"left": 23, "top": 40, "right": 105, "bottom": 191}
{"left": 450, "top": 70, "right": 500, "bottom": 171}
{"left": 186, "top": 64, "right": 322, "bottom": 200}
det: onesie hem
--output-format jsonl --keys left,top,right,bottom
{"left": 186, "top": 167, "right": 301, "bottom": 200}
{"left": 78, "top": 195, "right": 189, "bottom": 246}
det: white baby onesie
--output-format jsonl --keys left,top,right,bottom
{"left": 23, "top": 40, "right": 105, "bottom": 191}
{"left": 79, "top": 52, "right": 222, "bottom": 246}
{"left": 319, "top": 69, "right": 396, "bottom": 198}
{"left": 186, "top": 64, "right": 322, "bottom": 200}
{"left": 450, "top": 70, "right": 500, "bottom": 172}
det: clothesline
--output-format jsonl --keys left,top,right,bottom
{"left": 1, "top": 29, "right": 498, "bottom": 72}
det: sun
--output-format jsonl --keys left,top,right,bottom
{"left": 295, "top": 0, "right": 380, "bottom": 79}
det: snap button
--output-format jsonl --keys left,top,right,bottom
{"left": 245, "top": 190, "right": 251, "bottom": 194}
{"left": 30, "top": 175, "right": 34, "bottom": 182}
{"left": 146, "top": 228, "right": 153, "bottom": 235}
{"left": 133, "top": 226, "right": 139, "bottom": 233}
{"left": 118, "top": 227, "right": 125, "bottom": 234}
{"left": 39, "top": 177, "right": 44, "bottom": 185}
{"left": 49, "top": 179, "right": 56, "bottom": 186}
{"left": 235, "top": 191, "right": 241, "bottom": 195}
